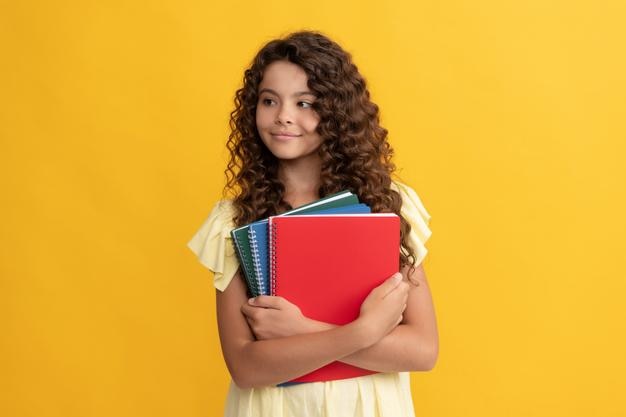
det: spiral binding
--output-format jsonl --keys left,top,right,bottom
{"left": 270, "top": 221, "right": 278, "bottom": 295}
{"left": 232, "top": 233, "right": 258, "bottom": 296}
{"left": 248, "top": 228, "right": 265, "bottom": 295}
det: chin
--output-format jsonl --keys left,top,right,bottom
{"left": 270, "top": 152, "right": 303, "bottom": 161}
{"left": 262, "top": 145, "right": 302, "bottom": 161}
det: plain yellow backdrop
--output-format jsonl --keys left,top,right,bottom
{"left": 1, "top": 1, "right": 625, "bottom": 416}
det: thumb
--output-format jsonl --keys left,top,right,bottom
{"left": 378, "top": 272, "right": 403, "bottom": 297}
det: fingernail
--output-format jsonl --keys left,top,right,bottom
{"left": 248, "top": 298, "right": 255, "bottom": 304}
{"left": 393, "top": 273, "right": 402, "bottom": 282}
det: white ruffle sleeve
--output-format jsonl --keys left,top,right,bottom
{"left": 187, "top": 200, "right": 240, "bottom": 291}
{"left": 391, "top": 181, "right": 432, "bottom": 266}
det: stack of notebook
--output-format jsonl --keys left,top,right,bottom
{"left": 230, "top": 191, "right": 401, "bottom": 384}
{"left": 230, "top": 191, "right": 370, "bottom": 297}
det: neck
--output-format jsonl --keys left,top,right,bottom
{"left": 278, "top": 156, "right": 322, "bottom": 207}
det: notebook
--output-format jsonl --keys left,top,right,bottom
{"left": 268, "top": 214, "right": 401, "bottom": 384}
{"left": 231, "top": 191, "right": 359, "bottom": 296}
{"left": 248, "top": 203, "right": 371, "bottom": 296}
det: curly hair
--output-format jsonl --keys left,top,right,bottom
{"left": 224, "top": 30, "right": 418, "bottom": 273}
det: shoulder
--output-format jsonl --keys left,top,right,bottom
{"left": 390, "top": 181, "right": 431, "bottom": 223}
{"left": 390, "top": 180, "right": 432, "bottom": 266}
{"left": 190, "top": 198, "right": 237, "bottom": 241}
{"left": 187, "top": 198, "right": 240, "bottom": 291}
{"left": 208, "top": 198, "right": 236, "bottom": 226}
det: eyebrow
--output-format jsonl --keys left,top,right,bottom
{"left": 258, "top": 88, "right": 316, "bottom": 97}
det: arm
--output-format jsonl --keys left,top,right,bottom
{"left": 245, "top": 264, "right": 439, "bottom": 373}
{"left": 216, "top": 269, "right": 408, "bottom": 389}
{"left": 303, "top": 264, "right": 438, "bottom": 372}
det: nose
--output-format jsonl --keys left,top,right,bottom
{"left": 275, "top": 104, "right": 294, "bottom": 125}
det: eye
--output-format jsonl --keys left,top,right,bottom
{"left": 261, "top": 97, "right": 276, "bottom": 106}
{"left": 298, "top": 101, "right": 313, "bottom": 109}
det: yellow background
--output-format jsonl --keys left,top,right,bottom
{"left": 1, "top": 1, "right": 625, "bottom": 416}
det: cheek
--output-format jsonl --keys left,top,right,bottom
{"left": 255, "top": 108, "right": 264, "bottom": 128}
{"left": 256, "top": 106, "right": 272, "bottom": 129}
{"left": 303, "top": 115, "right": 320, "bottom": 133}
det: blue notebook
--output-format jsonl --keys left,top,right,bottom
{"left": 247, "top": 203, "right": 371, "bottom": 296}
{"left": 248, "top": 220, "right": 270, "bottom": 296}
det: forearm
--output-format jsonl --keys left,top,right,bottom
{"left": 228, "top": 319, "right": 375, "bottom": 389}
{"left": 304, "top": 320, "right": 438, "bottom": 372}
{"left": 342, "top": 324, "right": 438, "bottom": 371}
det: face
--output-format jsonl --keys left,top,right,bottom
{"left": 255, "top": 60, "right": 323, "bottom": 164}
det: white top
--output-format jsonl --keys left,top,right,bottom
{"left": 187, "top": 181, "right": 432, "bottom": 417}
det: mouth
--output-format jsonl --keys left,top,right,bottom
{"left": 271, "top": 132, "right": 301, "bottom": 140}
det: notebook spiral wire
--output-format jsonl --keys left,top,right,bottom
{"left": 249, "top": 228, "right": 265, "bottom": 295}
{"left": 232, "top": 233, "right": 257, "bottom": 296}
{"left": 270, "top": 222, "right": 277, "bottom": 295}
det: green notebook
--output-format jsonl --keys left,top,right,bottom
{"left": 230, "top": 190, "right": 359, "bottom": 296}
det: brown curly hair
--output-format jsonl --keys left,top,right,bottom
{"left": 224, "top": 30, "right": 418, "bottom": 272}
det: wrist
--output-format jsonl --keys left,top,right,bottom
{"left": 303, "top": 317, "right": 335, "bottom": 333}
{"left": 350, "top": 317, "right": 381, "bottom": 349}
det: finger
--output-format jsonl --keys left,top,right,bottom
{"left": 384, "top": 280, "right": 411, "bottom": 301}
{"left": 241, "top": 304, "right": 265, "bottom": 320}
{"left": 389, "top": 282, "right": 410, "bottom": 300}
{"left": 380, "top": 272, "right": 403, "bottom": 298}
{"left": 241, "top": 303, "right": 255, "bottom": 317}
{"left": 400, "top": 286, "right": 410, "bottom": 301}
{"left": 249, "top": 295, "right": 284, "bottom": 309}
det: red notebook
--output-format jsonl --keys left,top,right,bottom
{"left": 268, "top": 214, "right": 400, "bottom": 384}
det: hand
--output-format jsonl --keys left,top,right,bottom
{"left": 357, "top": 272, "right": 410, "bottom": 345}
{"left": 241, "top": 296, "right": 311, "bottom": 340}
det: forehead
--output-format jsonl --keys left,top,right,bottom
{"left": 259, "top": 60, "right": 310, "bottom": 90}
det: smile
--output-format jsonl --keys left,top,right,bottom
{"left": 271, "top": 133, "right": 301, "bottom": 140}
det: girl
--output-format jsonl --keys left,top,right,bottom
{"left": 188, "top": 30, "right": 438, "bottom": 417}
